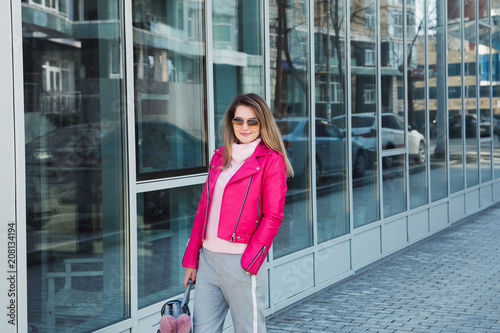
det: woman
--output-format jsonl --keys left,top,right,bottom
{"left": 183, "top": 93, "right": 293, "bottom": 332}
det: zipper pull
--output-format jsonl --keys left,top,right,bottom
{"left": 230, "top": 233, "right": 236, "bottom": 242}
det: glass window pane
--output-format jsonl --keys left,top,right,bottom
{"left": 383, "top": 155, "right": 407, "bottom": 217}
{"left": 481, "top": 141, "right": 492, "bottom": 182}
{"left": 494, "top": 0, "right": 500, "bottom": 25}
{"left": 381, "top": 7, "right": 405, "bottom": 151}
{"left": 213, "top": 0, "right": 264, "bottom": 146}
{"left": 479, "top": 26, "right": 492, "bottom": 184}
{"left": 271, "top": 0, "right": 312, "bottom": 258}
{"left": 137, "top": 185, "right": 202, "bottom": 308}
{"left": 429, "top": 0, "right": 448, "bottom": 201}
{"left": 448, "top": 0, "right": 465, "bottom": 193}
{"left": 380, "top": 0, "right": 408, "bottom": 217}
{"left": 465, "top": 1, "right": 479, "bottom": 188}
{"left": 493, "top": 1, "right": 500, "bottom": 179}
{"left": 408, "top": 0, "right": 428, "bottom": 208}
{"left": 314, "top": 0, "right": 349, "bottom": 242}
{"left": 479, "top": 26, "right": 492, "bottom": 143}
{"left": 495, "top": 117, "right": 500, "bottom": 178}
{"left": 478, "top": 0, "right": 489, "bottom": 22}
{"left": 352, "top": 0, "right": 380, "bottom": 228}
{"left": 133, "top": 0, "right": 207, "bottom": 181}
{"left": 24, "top": 1, "right": 129, "bottom": 331}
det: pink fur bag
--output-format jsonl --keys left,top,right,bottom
{"left": 154, "top": 280, "right": 194, "bottom": 333}
{"left": 159, "top": 314, "right": 191, "bottom": 333}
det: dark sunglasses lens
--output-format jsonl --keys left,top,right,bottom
{"left": 247, "top": 119, "right": 259, "bottom": 127}
{"left": 232, "top": 118, "right": 244, "bottom": 126}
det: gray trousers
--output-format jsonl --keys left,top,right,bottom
{"left": 193, "top": 247, "right": 267, "bottom": 333}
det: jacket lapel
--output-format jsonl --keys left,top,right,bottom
{"left": 228, "top": 156, "right": 261, "bottom": 184}
{"left": 208, "top": 153, "right": 223, "bottom": 194}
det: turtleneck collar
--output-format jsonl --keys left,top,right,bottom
{"left": 231, "top": 138, "right": 261, "bottom": 164}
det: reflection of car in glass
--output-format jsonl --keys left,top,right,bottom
{"left": 136, "top": 121, "right": 205, "bottom": 176}
{"left": 449, "top": 114, "right": 490, "bottom": 138}
{"left": 276, "top": 117, "right": 367, "bottom": 179}
{"left": 25, "top": 122, "right": 123, "bottom": 261}
{"left": 332, "top": 113, "right": 426, "bottom": 167}
{"left": 25, "top": 120, "right": 206, "bottom": 179}
{"left": 25, "top": 122, "right": 118, "bottom": 170}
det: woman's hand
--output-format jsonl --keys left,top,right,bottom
{"left": 184, "top": 267, "right": 197, "bottom": 287}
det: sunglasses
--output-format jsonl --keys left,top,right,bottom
{"left": 232, "top": 117, "right": 260, "bottom": 129}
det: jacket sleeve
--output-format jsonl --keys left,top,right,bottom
{"left": 182, "top": 172, "right": 210, "bottom": 269}
{"left": 241, "top": 154, "right": 287, "bottom": 274}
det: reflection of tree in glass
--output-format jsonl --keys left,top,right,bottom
{"left": 317, "top": 0, "right": 345, "bottom": 119}
{"left": 272, "top": 0, "right": 308, "bottom": 117}
{"left": 406, "top": 7, "right": 426, "bottom": 128}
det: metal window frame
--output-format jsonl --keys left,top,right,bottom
{"left": 8, "top": 0, "right": 27, "bottom": 332}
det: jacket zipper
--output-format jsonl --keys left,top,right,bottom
{"left": 256, "top": 195, "right": 261, "bottom": 225}
{"left": 247, "top": 245, "right": 267, "bottom": 271}
{"left": 201, "top": 167, "right": 211, "bottom": 239}
{"left": 230, "top": 175, "right": 253, "bottom": 242}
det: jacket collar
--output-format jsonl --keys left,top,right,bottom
{"left": 213, "top": 140, "right": 276, "bottom": 158}
{"left": 211, "top": 141, "right": 278, "bottom": 183}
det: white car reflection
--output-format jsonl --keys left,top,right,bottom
{"left": 332, "top": 113, "right": 426, "bottom": 168}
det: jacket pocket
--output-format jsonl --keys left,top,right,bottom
{"left": 246, "top": 245, "right": 267, "bottom": 273}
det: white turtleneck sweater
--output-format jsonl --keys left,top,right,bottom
{"left": 203, "top": 138, "right": 261, "bottom": 254}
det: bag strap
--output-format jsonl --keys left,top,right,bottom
{"left": 180, "top": 279, "right": 194, "bottom": 309}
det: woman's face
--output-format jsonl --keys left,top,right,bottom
{"left": 232, "top": 105, "right": 261, "bottom": 144}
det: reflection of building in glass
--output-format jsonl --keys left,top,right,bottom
{"left": 132, "top": 0, "right": 207, "bottom": 179}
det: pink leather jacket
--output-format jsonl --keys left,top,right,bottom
{"left": 182, "top": 141, "right": 287, "bottom": 274}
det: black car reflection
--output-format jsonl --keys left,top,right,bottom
{"left": 25, "top": 122, "right": 119, "bottom": 170}
{"left": 136, "top": 121, "right": 205, "bottom": 177}
{"left": 26, "top": 121, "right": 206, "bottom": 176}
{"left": 449, "top": 114, "right": 490, "bottom": 138}
{"left": 277, "top": 118, "right": 367, "bottom": 181}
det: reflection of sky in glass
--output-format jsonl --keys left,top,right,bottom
{"left": 414, "top": 0, "right": 425, "bottom": 28}
{"left": 427, "top": 0, "right": 439, "bottom": 33}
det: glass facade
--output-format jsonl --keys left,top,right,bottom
{"left": 6, "top": 0, "right": 500, "bottom": 332}
{"left": 23, "top": 1, "right": 129, "bottom": 331}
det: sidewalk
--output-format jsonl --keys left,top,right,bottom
{"left": 266, "top": 202, "right": 500, "bottom": 332}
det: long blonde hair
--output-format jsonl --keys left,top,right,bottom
{"left": 222, "top": 93, "right": 294, "bottom": 177}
